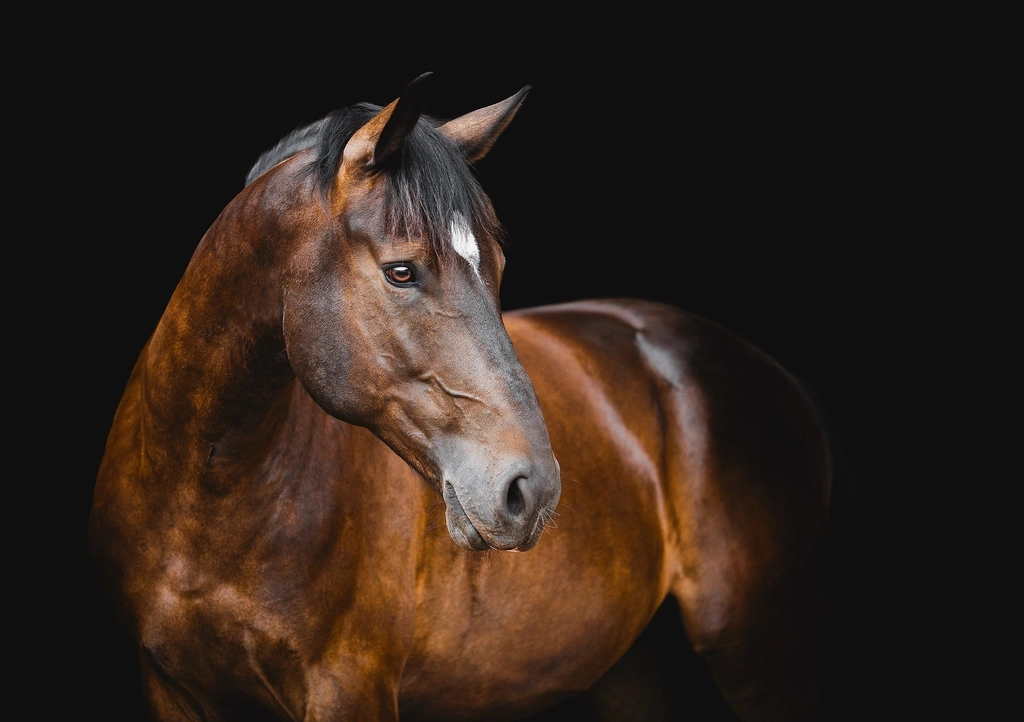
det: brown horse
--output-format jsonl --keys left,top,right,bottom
{"left": 90, "top": 73, "right": 831, "bottom": 721}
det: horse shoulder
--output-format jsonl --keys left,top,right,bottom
{"left": 94, "top": 371, "right": 425, "bottom": 718}
{"left": 505, "top": 299, "right": 830, "bottom": 640}
{"left": 507, "top": 298, "right": 830, "bottom": 719}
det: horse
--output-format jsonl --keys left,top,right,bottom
{"left": 89, "top": 72, "right": 831, "bottom": 721}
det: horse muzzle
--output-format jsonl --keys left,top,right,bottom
{"left": 442, "top": 455, "right": 560, "bottom": 552}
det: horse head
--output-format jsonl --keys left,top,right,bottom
{"left": 279, "top": 74, "right": 560, "bottom": 551}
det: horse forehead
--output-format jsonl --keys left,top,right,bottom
{"left": 342, "top": 208, "right": 484, "bottom": 274}
{"left": 449, "top": 216, "right": 481, "bottom": 274}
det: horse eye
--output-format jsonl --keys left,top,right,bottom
{"left": 384, "top": 265, "right": 415, "bottom": 285}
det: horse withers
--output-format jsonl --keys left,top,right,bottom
{"left": 90, "top": 73, "right": 830, "bottom": 721}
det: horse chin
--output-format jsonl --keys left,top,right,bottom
{"left": 442, "top": 484, "right": 495, "bottom": 551}
{"left": 444, "top": 507, "right": 492, "bottom": 552}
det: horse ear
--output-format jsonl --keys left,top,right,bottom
{"left": 438, "top": 85, "right": 531, "bottom": 163}
{"left": 342, "top": 72, "right": 433, "bottom": 171}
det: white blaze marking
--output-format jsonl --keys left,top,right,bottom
{"left": 450, "top": 215, "right": 481, "bottom": 277}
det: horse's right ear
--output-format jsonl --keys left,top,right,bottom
{"left": 439, "top": 86, "right": 531, "bottom": 163}
{"left": 340, "top": 72, "right": 433, "bottom": 174}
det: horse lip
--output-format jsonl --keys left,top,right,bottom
{"left": 513, "top": 509, "right": 546, "bottom": 552}
{"left": 443, "top": 480, "right": 529, "bottom": 552}
{"left": 443, "top": 482, "right": 490, "bottom": 551}
{"left": 450, "top": 516, "right": 490, "bottom": 552}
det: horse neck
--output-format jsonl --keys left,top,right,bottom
{"left": 139, "top": 179, "right": 305, "bottom": 489}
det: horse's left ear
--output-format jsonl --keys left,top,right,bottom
{"left": 439, "top": 86, "right": 531, "bottom": 163}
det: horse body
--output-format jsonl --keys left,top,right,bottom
{"left": 90, "top": 75, "right": 830, "bottom": 721}
{"left": 399, "top": 302, "right": 828, "bottom": 721}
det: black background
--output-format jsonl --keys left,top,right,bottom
{"left": 41, "top": 18, "right": 993, "bottom": 721}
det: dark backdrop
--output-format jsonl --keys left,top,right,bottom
{"left": 48, "top": 28, "right": 970, "bottom": 720}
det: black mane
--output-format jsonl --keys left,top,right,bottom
{"left": 245, "top": 118, "right": 327, "bottom": 187}
{"left": 245, "top": 103, "right": 502, "bottom": 260}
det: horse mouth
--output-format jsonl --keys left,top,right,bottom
{"left": 443, "top": 481, "right": 544, "bottom": 552}
{"left": 443, "top": 482, "right": 491, "bottom": 551}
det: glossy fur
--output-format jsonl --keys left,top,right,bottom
{"left": 90, "top": 75, "right": 830, "bottom": 721}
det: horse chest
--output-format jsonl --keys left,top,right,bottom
{"left": 131, "top": 562, "right": 313, "bottom": 717}
{"left": 400, "top": 513, "right": 666, "bottom": 718}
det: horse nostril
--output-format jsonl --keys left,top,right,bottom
{"left": 506, "top": 476, "right": 527, "bottom": 518}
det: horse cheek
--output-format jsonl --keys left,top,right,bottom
{"left": 282, "top": 286, "right": 367, "bottom": 424}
